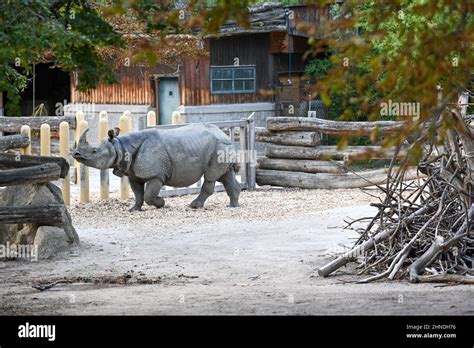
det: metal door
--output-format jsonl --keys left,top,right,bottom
{"left": 158, "top": 78, "right": 179, "bottom": 125}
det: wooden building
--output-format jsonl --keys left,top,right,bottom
{"left": 6, "top": 2, "right": 333, "bottom": 134}
{"left": 178, "top": 2, "right": 332, "bottom": 125}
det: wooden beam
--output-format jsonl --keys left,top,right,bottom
{"left": 266, "top": 117, "right": 406, "bottom": 135}
{"left": 256, "top": 168, "right": 420, "bottom": 189}
{"left": 256, "top": 127, "right": 320, "bottom": 147}
{"left": 0, "top": 134, "right": 30, "bottom": 151}
{"left": 0, "top": 115, "right": 76, "bottom": 133}
{"left": 0, "top": 163, "right": 61, "bottom": 186}
{"left": 0, "top": 205, "right": 64, "bottom": 225}
{"left": 265, "top": 145, "right": 407, "bottom": 161}
{"left": 258, "top": 157, "right": 346, "bottom": 174}
{"left": 0, "top": 153, "right": 69, "bottom": 178}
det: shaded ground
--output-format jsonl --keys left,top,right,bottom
{"left": 0, "top": 188, "right": 472, "bottom": 315}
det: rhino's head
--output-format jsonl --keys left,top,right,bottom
{"left": 73, "top": 128, "right": 120, "bottom": 170}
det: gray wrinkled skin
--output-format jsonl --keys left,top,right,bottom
{"left": 73, "top": 124, "right": 241, "bottom": 212}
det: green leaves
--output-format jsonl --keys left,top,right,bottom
{"left": 0, "top": 0, "right": 123, "bottom": 114}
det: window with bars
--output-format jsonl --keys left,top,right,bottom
{"left": 210, "top": 66, "right": 256, "bottom": 94}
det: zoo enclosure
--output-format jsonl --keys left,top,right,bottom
{"left": 0, "top": 111, "right": 257, "bottom": 205}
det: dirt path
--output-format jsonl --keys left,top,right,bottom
{"left": 0, "top": 188, "right": 472, "bottom": 315}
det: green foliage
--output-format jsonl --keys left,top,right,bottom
{"left": 308, "top": 0, "right": 474, "bottom": 161}
{"left": 0, "top": 0, "right": 124, "bottom": 115}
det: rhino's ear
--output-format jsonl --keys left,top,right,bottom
{"left": 108, "top": 127, "right": 121, "bottom": 142}
{"left": 107, "top": 129, "right": 114, "bottom": 141}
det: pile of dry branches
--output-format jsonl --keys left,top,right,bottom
{"left": 319, "top": 109, "right": 474, "bottom": 284}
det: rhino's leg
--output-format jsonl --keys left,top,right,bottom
{"left": 129, "top": 179, "right": 145, "bottom": 212}
{"left": 190, "top": 180, "right": 215, "bottom": 208}
{"left": 144, "top": 178, "right": 165, "bottom": 208}
{"left": 219, "top": 167, "right": 241, "bottom": 207}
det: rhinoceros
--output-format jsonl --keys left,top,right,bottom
{"left": 72, "top": 124, "right": 241, "bottom": 211}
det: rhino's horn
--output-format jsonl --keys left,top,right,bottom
{"left": 78, "top": 128, "right": 90, "bottom": 145}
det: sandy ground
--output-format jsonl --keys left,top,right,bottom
{"left": 0, "top": 184, "right": 472, "bottom": 315}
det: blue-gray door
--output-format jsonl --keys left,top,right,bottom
{"left": 158, "top": 78, "right": 179, "bottom": 125}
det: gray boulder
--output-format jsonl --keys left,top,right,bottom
{"left": 0, "top": 183, "right": 79, "bottom": 259}
{"left": 34, "top": 226, "right": 70, "bottom": 260}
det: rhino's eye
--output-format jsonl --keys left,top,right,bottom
{"left": 92, "top": 149, "right": 97, "bottom": 154}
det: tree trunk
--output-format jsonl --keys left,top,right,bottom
{"left": 0, "top": 134, "right": 30, "bottom": 151}
{"left": 258, "top": 157, "right": 346, "bottom": 174}
{"left": 256, "top": 127, "right": 321, "bottom": 147}
{"left": 0, "top": 163, "right": 62, "bottom": 186}
{"left": 0, "top": 115, "right": 76, "bottom": 132}
{"left": 265, "top": 144, "right": 406, "bottom": 161}
{"left": 256, "top": 168, "right": 420, "bottom": 189}
{"left": 0, "top": 205, "right": 65, "bottom": 225}
{"left": 0, "top": 153, "right": 69, "bottom": 178}
{"left": 266, "top": 117, "right": 406, "bottom": 135}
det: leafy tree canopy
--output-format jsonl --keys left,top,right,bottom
{"left": 306, "top": 0, "right": 474, "bottom": 160}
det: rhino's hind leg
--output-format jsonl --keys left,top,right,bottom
{"left": 219, "top": 167, "right": 240, "bottom": 207}
{"left": 190, "top": 180, "right": 215, "bottom": 208}
{"left": 144, "top": 178, "right": 165, "bottom": 208}
{"left": 129, "top": 179, "right": 145, "bottom": 212}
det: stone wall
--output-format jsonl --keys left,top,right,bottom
{"left": 176, "top": 102, "right": 275, "bottom": 127}
{"left": 64, "top": 104, "right": 148, "bottom": 145}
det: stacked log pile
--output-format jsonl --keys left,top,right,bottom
{"left": 256, "top": 117, "right": 413, "bottom": 189}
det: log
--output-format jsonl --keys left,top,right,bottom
{"left": 0, "top": 204, "right": 64, "bottom": 225}
{"left": 256, "top": 167, "right": 420, "bottom": 189}
{"left": 0, "top": 134, "right": 30, "bottom": 151}
{"left": 0, "top": 115, "right": 76, "bottom": 133}
{"left": 258, "top": 157, "right": 346, "bottom": 174}
{"left": 265, "top": 145, "right": 407, "bottom": 161}
{"left": 256, "top": 127, "right": 321, "bottom": 147}
{"left": 266, "top": 117, "right": 406, "bottom": 135}
{"left": 0, "top": 163, "right": 62, "bottom": 186}
{"left": 0, "top": 153, "right": 69, "bottom": 178}
{"left": 30, "top": 138, "right": 61, "bottom": 154}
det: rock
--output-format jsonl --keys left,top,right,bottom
{"left": 0, "top": 183, "right": 79, "bottom": 260}
{"left": 0, "top": 183, "right": 79, "bottom": 246}
{"left": 34, "top": 226, "right": 70, "bottom": 260}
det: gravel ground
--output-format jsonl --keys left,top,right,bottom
{"left": 0, "top": 187, "right": 472, "bottom": 315}
{"left": 70, "top": 186, "right": 382, "bottom": 230}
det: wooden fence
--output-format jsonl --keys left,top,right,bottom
{"left": 0, "top": 111, "right": 256, "bottom": 205}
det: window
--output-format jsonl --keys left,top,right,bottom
{"left": 210, "top": 66, "right": 256, "bottom": 94}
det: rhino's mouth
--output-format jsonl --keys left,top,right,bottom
{"left": 72, "top": 152, "right": 88, "bottom": 161}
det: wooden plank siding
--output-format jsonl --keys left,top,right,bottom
{"left": 71, "top": 65, "right": 153, "bottom": 105}
{"left": 181, "top": 33, "right": 276, "bottom": 106}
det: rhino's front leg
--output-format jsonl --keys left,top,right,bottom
{"left": 144, "top": 178, "right": 165, "bottom": 208}
{"left": 129, "top": 179, "right": 144, "bottom": 212}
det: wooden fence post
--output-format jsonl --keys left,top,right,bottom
{"left": 147, "top": 111, "right": 156, "bottom": 127}
{"left": 172, "top": 111, "right": 181, "bottom": 125}
{"left": 40, "top": 124, "right": 50, "bottom": 156}
{"left": 78, "top": 120, "right": 89, "bottom": 203}
{"left": 119, "top": 112, "right": 131, "bottom": 200}
{"left": 239, "top": 123, "right": 247, "bottom": 184}
{"left": 20, "top": 125, "right": 31, "bottom": 155}
{"left": 99, "top": 114, "right": 109, "bottom": 200}
{"left": 74, "top": 111, "right": 85, "bottom": 183}
{"left": 247, "top": 112, "right": 256, "bottom": 190}
{"left": 59, "top": 121, "right": 70, "bottom": 206}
